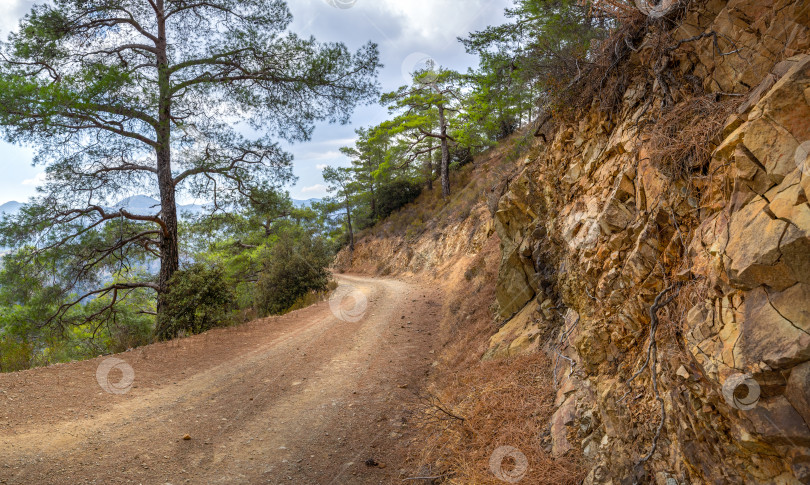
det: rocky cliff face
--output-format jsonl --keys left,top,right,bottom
{"left": 337, "top": 1, "right": 810, "bottom": 482}
{"left": 489, "top": 1, "right": 810, "bottom": 483}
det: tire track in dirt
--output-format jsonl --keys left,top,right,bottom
{"left": 0, "top": 275, "right": 443, "bottom": 484}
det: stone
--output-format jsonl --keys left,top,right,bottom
{"left": 744, "top": 55, "right": 810, "bottom": 181}
{"left": 772, "top": 219, "right": 810, "bottom": 288}
{"left": 496, "top": 250, "right": 535, "bottom": 318}
{"left": 724, "top": 198, "right": 796, "bottom": 291}
{"left": 597, "top": 197, "right": 635, "bottom": 235}
{"left": 714, "top": 122, "right": 748, "bottom": 160}
{"left": 786, "top": 362, "right": 810, "bottom": 428}
{"left": 746, "top": 396, "right": 810, "bottom": 447}
{"left": 734, "top": 145, "right": 764, "bottom": 181}
{"left": 749, "top": 54, "right": 810, "bottom": 142}
{"left": 562, "top": 201, "right": 601, "bottom": 251}
{"left": 788, "top": 448, "right": 810, "bottom": 484}
{"left": 739, "top": 285, "right": 810, "bottom": 370}
{"left": 486, "top": 298, "right": 540, "bottom": 359}
{"left": 551, "top": 396, "right": 577, "bottom": 457}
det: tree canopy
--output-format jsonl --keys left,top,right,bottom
{"left": 0, "top": 0, "right": 380, "bottom": 336}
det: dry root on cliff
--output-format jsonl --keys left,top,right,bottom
{"left": 620, "top": 283, "right": 683, "bottom": 467}
{"left": 647, "top": 95, "right": 741, "bottom": 178}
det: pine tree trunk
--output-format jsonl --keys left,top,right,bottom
{"left": 346, "top": 199, "right": 354, "bottom": 251}
{"left": 426, "top": 138, "right": 434, "bottom": 190}
{"left": 439, "top": 105, "right": 450, "bottom": 197}
{"left": 154, "top": 1, "right": 180, "bottom": 338}
{"left": 369, "top": 182, "right": 377, "bottom": 219}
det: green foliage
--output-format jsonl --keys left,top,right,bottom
{"left": 158, "top": 263, "right": 235, "bottom": 340}
{"left": 183, "top": 190, "right": 338, "bottom": 320}
{"left": 0, "top": 336, "right": 33, "bottom": 373}
{"left": 0, "top": 0, "right": 380, "bottom": 338}
{"left": 254, "top": 227, "right": 333, "bottom": 316}
{"left": 376, "top": 180, "right": 423, "bottom": 219}
{"left": 461, "top": 0, "right": 607, "bottom": 114}
{"left": 0, "top": 245, "right": 156, "bottom": 371}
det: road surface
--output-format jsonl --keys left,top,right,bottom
{"left": 0, "top": 275, "right": 443, "bottom": 484}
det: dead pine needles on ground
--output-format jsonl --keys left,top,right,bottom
{"left": 412, "top": 353, "right": 585, "bottom": 484}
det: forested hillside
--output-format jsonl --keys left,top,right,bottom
{"left": 1, "top": 0, "right": 809, "bottom": 483}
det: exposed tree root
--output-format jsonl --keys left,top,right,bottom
{"left": 620, "top": 283, "right": 682, "bottom": 469}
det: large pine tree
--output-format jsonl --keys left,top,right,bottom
{"left": 0, "top": 0, "right": 380, "bottom": 334}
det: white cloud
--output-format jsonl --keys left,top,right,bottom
{"left": 0, "top": 1, "right": 38, "bottom": 36}
{"left": 295, "top": 149, "right": 343, "bottom": 162}
{"left": 316, "top": 164, "right": 329, "bottom": 170}
{"left": 377, "top": 0, "right": 497, "bottom": 45}
{"left": 301, "top": 184, "right": 327, "bottom": 194}
{"left": 21, "top": 172, "right": 46, "bottom": 186}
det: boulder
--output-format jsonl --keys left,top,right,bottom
{"left": 724, "top": 198, "right": 796, "bottom": 291}
{"left": 739, "top": 285, "right": 810, "bottom": 370}
{"left": 786, "top": 362, "right": 810, "bottom": 428}
{"left": 746, "top": 396, "right": 810, "bottom": 447}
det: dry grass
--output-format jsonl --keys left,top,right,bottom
{"left": 283, "top": 279, "right": 339, "bottom": 314}
{"left": 413, "top": 353, "right": 584, "bottom": 484}
{"left": 406, "top": 237, "right": 584, "bottom": 484}
{"left": 647, "top": 95, "right": 741, "bottom": 178}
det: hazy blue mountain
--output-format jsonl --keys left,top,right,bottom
{"left": 111, "top": 195, "right": 204, "bottom": 217}
{"left": 0, "top": 202, "right": 22, "bottom": 253}
{"left": 0, "top": 196, "right": 318, "bottom": 255}
{"left": 0, "top": 201, "right": 22, "bottom": 216}
{"left": 293, "top": 198, "right": 321, "bottom": 208}
{"left": 110, "top": 195, "right": 321, "bottom": 214}
{"left": 1, "top": 196, "right": 322, "bottom": 221}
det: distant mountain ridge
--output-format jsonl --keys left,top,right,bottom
{"left": 0, "top": 201, "right": 22, "bottom": 216}
{"left": 111, "top": 195, "right": 204, "bottom": 217}
{"left": 293, "top": 198, "right": 321, "bottom": 208}
{"left": 0, "top": 196, "right": 322, "bottom": 218}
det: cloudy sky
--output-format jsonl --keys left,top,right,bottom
{"left": 0, "top": 0, "right": 509, "bottom": 204}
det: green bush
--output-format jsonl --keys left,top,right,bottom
{"left": 254, "top": 228, "right": 332, "bottom": 316}
{"left": 0, "top": 336, "right": 33, "bottom": 372}
{"left": 376, "top": 180, "right": 423, "bottom": 219}
{"left": 158, "top": 263, "right": 234, "bottom": 339}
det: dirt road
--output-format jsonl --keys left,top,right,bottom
{"left": 0, "top": 275, "right": 443, "bottom": 484}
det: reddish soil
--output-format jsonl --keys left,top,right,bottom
{"left": 0, "top": 275, "right": 443, "bottom": 484}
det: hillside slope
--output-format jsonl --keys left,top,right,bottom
{"left": 337, "top": 1, "right": 810, "bottom": 483}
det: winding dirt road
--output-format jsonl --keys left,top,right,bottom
{"left": 0, "top": 275, "right": 443, "bottom": 484}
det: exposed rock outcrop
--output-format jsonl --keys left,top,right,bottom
{"left": 489, "top": 1, "right": 810, "bottom": 482}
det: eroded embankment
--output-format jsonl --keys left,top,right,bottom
{"left": 337, "top": 1, "right": 810, "bottom": 483}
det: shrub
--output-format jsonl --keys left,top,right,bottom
{"left": 376, "top": 180, "right": 423, "bottom": 219}
{"left": 284, "top": 280, "right": 339, "bottom": 313}
{"left": 254, "top": 228, "right": 332, "bottom": 316}
{"left": 0, "top": 336, "right": 33, "bottom": 372}
{"left": 158, "top": 263, "right": 234, "bottom": 339}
